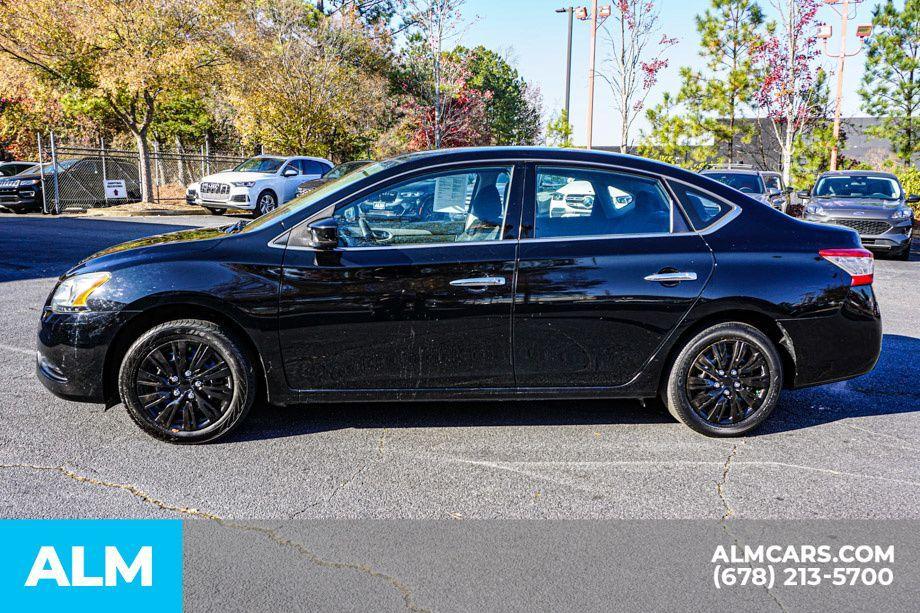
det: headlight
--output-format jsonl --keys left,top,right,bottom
{"left": 232, "top": 181, "right": 255, "bottom": 188}
{"left": 805, "top": 204, "right": 826, "bottom": 216}
{"left": 551, "top": 192, "right": 563, "bottom": 201}
{"left": 50, "top": 272, "right": 111, "bottom": 312}
{"left": 18, "top": 178, "right": 39, "bottom": 186}
{"left": 892, "top": 208, "right": 913, "bottom": 220}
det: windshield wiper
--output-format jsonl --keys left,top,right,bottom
{"left": 223, "top": 219, "right": 250, "bottom": 234}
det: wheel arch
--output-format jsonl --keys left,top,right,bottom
{"left": 658, "top": 308, "right": 797, "bottom": 394}
{"left": 102, "top": 300, "right": 269, "bottom": 408}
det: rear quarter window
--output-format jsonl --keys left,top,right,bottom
{"left": 668, "top": 181, "right": 733, "bottom": 231}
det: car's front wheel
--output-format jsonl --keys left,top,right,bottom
{"left": 118, "top": 319, "right": 256, "bottom": 444}
{"left": 254, "top": 190, "right": 277, "bottom": 217}
{"left": 664, "top": 322, "right": 782, "bottom": 436}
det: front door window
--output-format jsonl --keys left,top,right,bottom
{"left": 333, "top": 167, "right": 513, "bottom": 247}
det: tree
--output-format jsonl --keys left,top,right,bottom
{"left": 0, "top": 0, "right": 230, "bottom": 202}
{"left": 449, "top": 46, "right": 541, "bottom": 145}
{"left": 858, "top": 0, "right": 919, "bottom": 166}
{"left": 227, "top": 3, "right": 393, "bottom": 161}
{"left": 399, "top": 0, "right": 470, "bottom": 148}
{"left": 638, "top": 92, "right": 718, "bottom": 167}
{"left": 599, "top": 0, "right": 677, "bottom": 152}
{"left": 546, "top": 109, "right": 574, "bottom": 147}
{"left": 753, "top": 0, "right": 825, "bottom": 184}
{"left": 691, "top": 0, "right": 764, "bottom": 162}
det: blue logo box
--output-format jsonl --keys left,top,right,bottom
{"left": 0, "top": 519, "right": 182, "bottom": 612}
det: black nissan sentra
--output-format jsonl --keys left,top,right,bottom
{"left": 37, "top": 148, "right": 882, "bottom": 443}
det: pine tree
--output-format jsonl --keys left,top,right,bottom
{"left": 858, "top": 0, "right": 920, "bottom": 165}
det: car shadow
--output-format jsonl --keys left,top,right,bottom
{"left": 230, "top": 333, "right": 920, "bottom": 442}
{"left": 0, "top": 217, "right": 200, "bottom": 282}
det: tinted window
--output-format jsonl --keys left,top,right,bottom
{"left": 670, "top": 183, "right": 732, "bottom": 230}
{"left": 299, "top": 160, "right": 328, "bottom": 176}
{"left": 763, "top": 175, "right": 782, "bottom": 192}
{"left": 334, "top": 166, "right": 513, "bottom": 247}
{"left": 702, "top": 172, "right": 764, "bottom": 194}
{"left": 535, "top": 166, "right": 672, "bottom": 238}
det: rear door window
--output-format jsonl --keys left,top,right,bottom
{"left": 668, "top": 182, "right": 733, "bottom": 230}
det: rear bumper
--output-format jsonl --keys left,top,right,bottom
{"left": 36, "top": 308, "right": 130, "bottom": 403}
{"left": 779, "top": 285, "right": 882, "bottom": 389}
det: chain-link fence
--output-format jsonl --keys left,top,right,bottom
{"left": 35, "top": 133, "right": 247, "bottom": 213}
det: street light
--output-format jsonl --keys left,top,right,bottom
{"left": 578, "top": 2, "right": 610, "bottom": 149}
{"left": 821, "top": 0, "right": 872, "bottom": 170}
{"left": 555, "top": 7, "right": 576, "bottom": 125}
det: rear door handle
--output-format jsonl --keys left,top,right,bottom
{"left": 450, "top": 276, "right": 506, "bottom": 288}
{"left": 644, "top": 271, "right": 698, "bottom": 283}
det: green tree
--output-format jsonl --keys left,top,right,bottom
{"left": 638, "top": 92, "right": 718, "bottom": 167}
{"left": 692, "top": 0, "right": 764, "bottom": 162}
{"left": 546, "top": 109, "right": 574, "bottom": 147}
{"left": 859, "top": 0, "right": 920, "bottom": 165}
{"left": 449, "top": 46, "right": 542, "bottom": 145}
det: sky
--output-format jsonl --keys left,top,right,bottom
{"left": 458, "top": 0, "right": 882, "bottom": 147}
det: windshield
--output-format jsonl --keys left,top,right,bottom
{"left": 814, "top": 175, "right": 901, "bottom": 200}
{"left": 240, "top": 159, "right": 401, "bottom": 233}
{"left": 702, "top": 172, "right": 764, "bottom": 194}
{"left": 232, "top": 157, "right": 285, "bottom": 173}
{"left": 326, "top": 161, "right": 370, "bottom": 180}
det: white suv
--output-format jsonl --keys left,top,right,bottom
{"left": 188, "top": 155, "right": 333, "bottom": 217}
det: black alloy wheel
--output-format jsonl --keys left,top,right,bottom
{"left": 685, "top": 339, "right": 770, "bottom": 425}
{"left": 664, "top": 322, "right": 782, "bottom": 436}
{"left": 119, "top": 319, "right": 255, "bottom": 444}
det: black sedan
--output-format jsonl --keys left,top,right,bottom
{"left": 37, "top": 147, "right": 882, "bottom": 443}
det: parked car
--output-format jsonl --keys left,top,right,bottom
{"left": 0, "top": 161, "right": 38, "bottom": 176}
{"left": 700, "top": 166, "right": 788, "bottom": 211}
{"left": 37, "top": 147, "right": 881, "bottom": 443}
{"left": 187, "top": 155, "right": 333, "bottom": 217}
{"left": 296, "top": 160, "right": 372, "bottom": 196}
{"left": 547, "top": 178, "right": 633, "bottom": 217}
{"left": 0, "top": 157, "right": 140, "bottom": 214}
{"left": 799, "top": 170, "right": 916, "bottom": 260}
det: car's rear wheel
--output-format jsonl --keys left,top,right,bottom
{"left": 254, "top": 190, "right": 277, "bottom": 217}
{"left": 664, "top": 322, "right": 782, "bottom": 436}
{"left": 118, "top": 319, "right": 256, "bottom": 444}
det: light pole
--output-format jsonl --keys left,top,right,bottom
{"left": 819, "top": 0, "right": 872, "bottom": 170}
{"left": 555, "top": 7, "right": 575, "bottom": 122}
{"left": 577, "top": 3, "right": 610, "bottom": 149}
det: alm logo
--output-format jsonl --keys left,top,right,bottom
{"left": 25, "top": 545, "right": 153, "bottom": 587}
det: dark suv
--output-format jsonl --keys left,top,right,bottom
{"left": 800, "top": 171, "right": 916, "bottom": 260}
{"left": 0, "top": 157, "right": 140, "bottom": 214}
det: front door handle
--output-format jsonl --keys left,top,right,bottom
{"left": 644, "top": 271, "right": 698, "bottom": 283}
{"left": 450, "top": 276, "right": 506, "bottom": 288}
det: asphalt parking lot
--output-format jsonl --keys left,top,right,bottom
{"left": 1, "top": 214, "right": 918, "bottom": 521}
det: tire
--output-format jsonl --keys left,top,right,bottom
{"left": 664, "top": 322, "right": 783, "bottom": 437}
{"left": 118, "top": 319, "right": 256, "bottom": 444}
{"left": 893, "top": 241, "right": 911, "bottom": 261}
{"left": 253, "top": 190, "right": 277, "bottom": 218}
{"left": 205, "top": 207, "right": 226, "bottom": 216}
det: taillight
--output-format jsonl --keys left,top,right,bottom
{"left": 819, "top": 248, "right": 874, "bottom": 286}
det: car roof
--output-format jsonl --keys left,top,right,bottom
{"left": 254, "top": 154, "right": 332, "bottom": 164}
{"left": 816, "top": 170, "right": 898, "bottom": 179}
{"left": 700, "top": 169, "right": 764, "bottom": 176}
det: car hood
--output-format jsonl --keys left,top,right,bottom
{"left": 812, "top": 198, "right": 902, "bottom": 217}
{"left": 200, "top": 171, "right": 275, "bottom": 184}
{"left": 68, "top": 226, "right": 227, "bottom": 275}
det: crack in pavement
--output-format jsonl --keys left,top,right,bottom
{"left": 0, "top": 462, "right": 430, "bottom": 613}
{"left": 714, "top": 445, "right": 788, "bottom": 613}
{"left": 717, "top": 444, "right": 739, "bottom": 521}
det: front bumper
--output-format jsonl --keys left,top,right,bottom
{"left": 196, "top": 185, "right": 254, "bottom": 210}
{"left": 36, "top": 308, "right": 131, "bottom": 403}
{"left": 0, "top": 190, "right": 41, "bottom": 211}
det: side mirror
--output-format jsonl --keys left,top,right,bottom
{"left": 282, "top": 167, "right": 299, "bottom": 177}
{"left": 309, "top": 217, "right": 338, "bottom": 249}
{"left": 907, "top": 194, "right": 920, "bottom": 204}
{"left": 785, "top": 186, "right": 794, "bottom": 195}
{"left": 796, "top": 190, "right": 811, "bottom": 200}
